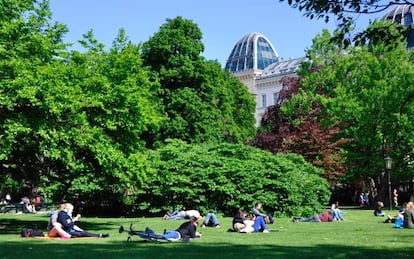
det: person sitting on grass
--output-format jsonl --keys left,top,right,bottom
{"left": 47, "top": 203, "right": 71, "bottom": 239}
{"left": 388, "top": 207, "right": 404, "bottom": 229}
{"left": 292, "top": 209, "right": 333, "bottom": 222}
{"left": 201, "top": 212, "right": 220, "bottom": 228}
{"left": 57, "top": 203, "right": 109, "bottom": 239}
{"left": 232, "top": 209, "right": 269, "bottom": 233}
{"left": 20, "top": 196, "right": 36, "bottom": 214}
{"left": 251, "top": 202, "right": 274, "bottom": 224}
{"left": 384, "top": 205, "right": 405, "bottom": 224}
{"left": 331, "top": 202, "right": 344, "bottom": 221}
{"left": 403, "top": 201, "right": 414, "bottom": 229}
{"left": 373, "top": 201, "right": 385, "bottom": 217}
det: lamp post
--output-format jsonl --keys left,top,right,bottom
{"left": 384, "top": 156, "right": 393, "bottom": 211}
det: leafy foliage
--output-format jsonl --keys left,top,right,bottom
{"left": 279, "top": 0, "right": 412, "bottom": 47}
{"left": 279, "top": 0, "right": 403, "bottom": 22}
{"left": 136, "top": 139, "right": 330, "bottom": 217}
{"left": 1, "top": 1, "right": 329, "bottom": 217}
{"left": 141, "top": 17, "right": 256, "bottom": 145}
{"left": 292, "top": 21, "right": 414, "bottom": 201}
{"left": 251, "top": 68, "right": 349, "bottom": 185}
{"left": 0, "top": 0, "right": 162, "bottom": 209}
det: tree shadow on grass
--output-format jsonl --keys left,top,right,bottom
{"left": 1, "top": 217, "right": 411, "bottom": 259}
{"left": 0, "top": 241, "right": 411, "bottom": 259}
{"left": 0, "top": 216, "right": 113, "bottom": 234}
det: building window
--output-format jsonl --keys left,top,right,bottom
{"left": 273, "top": 92, "right": 279, "bottom": 105}
{"left": 261, "top": 94, "right": 266, "bottom": 107}
{"left": 405, "top": 13, "right": 413, "bottom": 26}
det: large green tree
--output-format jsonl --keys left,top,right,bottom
{"left": 141, "top": 16, "right": 256, "bottom": 145}
{"left": 290, "top": 21, "right": 414, "bottom": 203}
{"left": 0, "top": 0, "right": 68, "bottom": 194}
{"left": 0, "top": 0, "right": 162, "bottom": 210}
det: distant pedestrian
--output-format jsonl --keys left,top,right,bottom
{"left": 5, "top": 194, "right": 11, "bottom": 204}
{"left": 364, "top": 191, "right": 370, "bottom": 207}
{"left": 359, "top": 193, "right": 365, "bottom": 207}
{"left": 393, "top": 189, "right": 398, "bottom": 208}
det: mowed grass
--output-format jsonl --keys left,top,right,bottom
{"left": 0, "top": 208, "right": 412, "bottom": 259}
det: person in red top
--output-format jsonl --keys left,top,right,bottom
{"left": 292, "top": 209, "right": 333, "bottom": 222}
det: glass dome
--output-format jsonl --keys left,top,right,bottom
{"left": 382, "top": 4, "right": 414, "bottom": 26}
{"left": 225, "top": 32, "right": 279, "bottom": 73}
{"left": 382, "top": 4, "right": 414, "bottom": 48}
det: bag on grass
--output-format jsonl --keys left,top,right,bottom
{"left": 21, "top": 228, "right": 44, "bottom": 237}
{"left": 265, "top": 214, "right": 274, "bottom": 224}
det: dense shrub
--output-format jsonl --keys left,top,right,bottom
{"left": 135, "top": 139, "right": 330, "bottom": 217}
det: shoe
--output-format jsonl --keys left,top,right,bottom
{"left": 100, "top": 233, "right": 110, "bottom": 238}
{"left": 119, "top": 225, "right": 125, "bottom": 233}
{"left": 60, "top": 236, "right": 70, "bottom": 240}
{"left": 262, "top": 229, "right": 270, "bottom": 233}
{"left": 201, "top": 224, "right": 206, "bottom": 228}
{"left": 215, "top": 224, "right": 221, "bottom": 228}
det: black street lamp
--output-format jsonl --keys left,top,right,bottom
{"left": 384, "top": 156, "right": 393, "bottom": 211}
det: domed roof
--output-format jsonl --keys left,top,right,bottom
{"left": 382, "top": 4, "right": 414, "bottom": 48}
{"left": 225, "top": 32, "right": 279, "bottom": 73}
{"left": 382, "top": 4, "right": 414, "bottom": 26}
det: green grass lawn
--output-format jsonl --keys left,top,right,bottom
{"left": 0, "top": 208, "right": 412, "bottom": 259}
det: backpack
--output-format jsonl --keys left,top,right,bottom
{"left": 21, "top": 228, "right": 44, "bottom": 237}
{"left": 265, "top": 214, "right": 274, "bottom": 224}
{"left": 393, "top": 217, "right": 404, "bottom": 229}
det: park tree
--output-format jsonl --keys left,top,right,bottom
{"left": 0, "top": 0, "right": 68, "bottom": 195}
{"left": 250, "top": 69, "right": 350, "bottom": 185}
{"left": 141, "top": 16, "right": 256, "bottom": 145}
{"left": 290, "top": 21, "right": 414, "bottom": 203}
{"left": 0, "top": 0, "right": 162, "bottom": 211}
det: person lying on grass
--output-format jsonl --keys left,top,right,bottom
{"left": 143, "top": 215, "right": 202, "bottom": 241}
{"left": 163, "top": 209, "right": 201, "bottom": 220}
{"left": 57, "top": 203, "right": 109, "bottom": 239}
{"left": 292, "top": 209, "right": 333, "bottom": 222}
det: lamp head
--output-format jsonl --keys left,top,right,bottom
{"left": 385, "top": 156, "right": 392, "bottom": 170}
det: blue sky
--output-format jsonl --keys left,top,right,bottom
{"left": 49, "top": 0, "right": 384, "bottom": 66}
